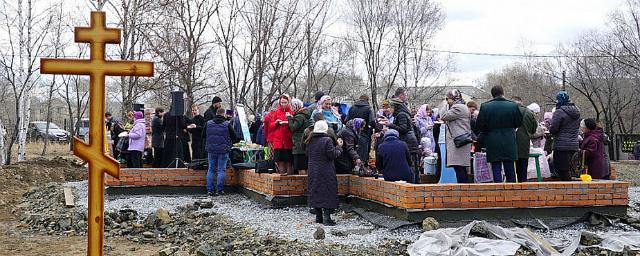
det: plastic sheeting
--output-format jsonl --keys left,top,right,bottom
{"left": 408, "top": 220, "right": 640, "bottom": 256}
{"left": 408, "top": 221, "right": 558, "bottom": 256}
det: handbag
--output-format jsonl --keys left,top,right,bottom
{"left": 447, "top": 125, "right": 473, "bottom": 148}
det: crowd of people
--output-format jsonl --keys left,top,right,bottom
{"left": 104, "top": 86, "right": 611, "bottom": 226}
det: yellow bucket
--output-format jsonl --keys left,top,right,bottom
{"left": 580, "top": 173, "right": 592, "bottom": 182}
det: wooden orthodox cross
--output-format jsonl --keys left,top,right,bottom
{"left": 40, "top": 11, "right": 153, "bottom": 256}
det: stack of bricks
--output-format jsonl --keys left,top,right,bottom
{"left": 105, "top": 167, "right": 238, "bottom": 186}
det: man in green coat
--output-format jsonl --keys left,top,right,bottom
{"left": 476, "top": 86, "right": 523, "bottom": 183}
{"left": 513, "top": 96, "right": 538, "bottom": 183}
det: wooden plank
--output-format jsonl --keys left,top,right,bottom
{"left": 63, "top": 187, "right": 75, "bottom": 207}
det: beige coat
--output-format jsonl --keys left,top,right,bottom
{"left": 439, "top": 103, "right": 472, "bottom": 167}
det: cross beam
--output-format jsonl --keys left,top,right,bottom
{"left": 40, "top": 11, "right": 153, "bottom": 256}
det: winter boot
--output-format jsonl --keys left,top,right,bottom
{"left": 322, "top": 208, "right": 336, "bottom": 226}
{"left": 314, "top": 208, "right": 323, "bottom": 223}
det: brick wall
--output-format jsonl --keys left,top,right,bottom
{"left": 237, "top": 170, "right": 350, "bottom": 196}
{"left": 107, "top": 167, "right": 629, "bottom": 210}
{"left": 348, "top": 177, "right": 629, "bottom": 209}
{"left": 105, "top": 167, "right": 238, "bottom": 186}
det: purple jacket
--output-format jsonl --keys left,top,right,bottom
{"left": 128, "top": 119, "right": 146, "bottom": 152}
{"left": 579, "top": 127, "right": 607, "bottom": 179}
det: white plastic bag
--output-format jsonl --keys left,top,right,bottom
{"left": 527, "top": 147, "right": 551, "bottom": 180}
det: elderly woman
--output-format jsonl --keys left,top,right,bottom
{"left": 306, "top": 120, "right": 343, "bottom": 226}
{"left": 312, "top": 95, "right": 343, "bottom": 132}
{"left": 336, "top": 118, "right": 365, "bottom": 174}
{"left": 549, "top": 91, "right": 581, "bottom": 181}
{"left": 127, "top": 111, "right": 146, "bottom": 168}
{"left": 439, "top": 89, "right": 472, "bottom": 183}
{"left": 579, "top": 118, "right": 608, "bottom": 179}
{"left": 415, "top": 104, "right": 436, "bottom": 156}
{"left": 376, "top": 129, "right": 414, "bottom": 183}
{"left": 271, "top": 95, "right": 295, "bottom": 175}
{"left": 287, "top": 98, "right": 312, "bottom": 174}
{"left": 382, "top": 98, "right": 420, "bottom": 183}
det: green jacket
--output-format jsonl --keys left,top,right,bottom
{"left": 287, "top": 107, "right": 312, "bottom": 154}
{"left": 476, "top": 96, "right": 523, "bottom": 162}
{"left": 516, "top": 106, "right": 538, "bottom": 159}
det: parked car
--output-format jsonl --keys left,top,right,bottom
{"left": 28, "top": 121, "right": 70, "bottom": 142}
{"left": 77, "top": 118, "right": 89, "bottom": 140}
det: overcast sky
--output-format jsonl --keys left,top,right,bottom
{"left": 432, "top": 0, "right": 625, "bottom": 85}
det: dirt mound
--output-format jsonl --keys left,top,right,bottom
{"left": 0, "top": 157, "right": 86, "bottom": 221}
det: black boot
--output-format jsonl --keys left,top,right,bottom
{"left": 322, "top": 208, "right": 336, "bottom": 226}
{"left": 314, "top": 208, "right": 323, "bottom": 223}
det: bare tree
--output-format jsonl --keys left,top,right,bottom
{"left": 349, "top": 0, "right": 393, "bottom": 110}
{"left": 41, "top": 2, "right": 66, "bottom": 155}
{"left": 106, "top": 0, "right": 161, "bottom": 118}
{"left": 147, "top": 0, "right": 219, "bottom": 117}
{"left": 0, "top": 0, "right": 54, "bottom": 163}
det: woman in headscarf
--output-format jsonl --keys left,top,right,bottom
{"left": 415, "top": 104, "right": 436, "bottom": 156}
{"left": 306, "top": 120, "right": 343, "bottom": 226}
{"left": 438, "top": 89, "right": 472, "bottom": 183}
{"left": 287, "top": 98, "right": 312, "bottom": 174}
{"left": 549, "top": 91, "right": 581, "bottom": 181}
{"left": 271, "top": 95, "right": 295, "bottom": 175}
{"left": 381, "top": 98, "right": 420, "bottom": 183}
{"left": 127, "top": 111, "right": 146, "bottom": 168}
{"left": 335, "top": 118, "right": 365, "bottom": 174}
{"left": 376, "top": 129, "right": 414, "bottom": 183}
{"left": 312, "top": 95, "right": 343, "bottom": 132}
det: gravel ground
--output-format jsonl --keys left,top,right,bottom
{"left": 68, "top": 181, "right": 421, "bottom": 246}
{"left": 68, "top": 181, "right": 640, "bottom": 248}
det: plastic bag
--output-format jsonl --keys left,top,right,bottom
{"left": 353, "top": 162, "right": 378, "bottom": 178}
{"left": 527, "top": 147, "right": 551, "bottom": 180}
{"left": 474, "top": 152, "right": 493, "bottom": 183}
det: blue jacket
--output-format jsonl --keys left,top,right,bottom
{"left": 376, "top": 133, "right": 414, "bottom": 183}
{"left": 205, "top": 115, "right": 233, "bottom": 154}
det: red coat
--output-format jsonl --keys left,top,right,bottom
{"left": 579, "top": 127, "right": 607, "bottom": 179}
{"left": 270, "top": 106, "right": 294, "bottom": 149}
{"left": 263, "top": 111, "right": 274, "bottom": 143}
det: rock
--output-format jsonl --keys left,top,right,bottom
{"left": 59, "top": 217, "right": 71, "bottom": 230}
{"left": 133, "top": 223, "right": 144, "bottom": 229}
{"left": 330, "top": 229, "right": 347, "bottom": 237}
{"left": 580, "top": 231, "right": 603, "bottom": 246}
{"left": 196, "top": 245, "right": 216, "bottom": 256}
{"left": 156, "top": 208, "right": 172, "bottom": 225}
{"left": 143, "top": 231, "right": 155, "bottom": 238}
{"left": 159, "top": 246, "right": 179, "bottom": 256}
{"left": 199, "top": 201, "right": 213, "bottom": 209}
{"left": 313, "top": 227, "right": 325, "bottom": 240}
{"left": 422, "top": 217, "right": 439, "bottom": 231}
{"left": 145, "top": 213, "right": 159, "bottom": 227}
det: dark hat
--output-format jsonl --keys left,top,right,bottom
{"left": 314, "top": 91, "right": 325, "bottom": 101}
{"left": 212, "top": 96, "right": 222, "bottom": 104}
{"left": 105, "top": 112, "right": 112, "bottom": 117}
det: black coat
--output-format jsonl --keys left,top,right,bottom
{"left": 388, "top": 104, "right": 419, "bottom": 154}
{"left": 151, "top": 115, "right": 164, "bottom": 148}
{"left": 549, "top": 104, "right": 581, "bottom": 151}
{"left": 189, "top": 115, "right": 206, "bottom": 160}
{"left": 335, "top": 127, "right": 359, "bottom": 174}
{"left": 347, "top": 100, "right": 375, "bottom": 134}
{"left": 203, "top": 105, "right": 218, "bottom": 123}
{"left": 306, "top": 133, "right": 342, "bottom": 209}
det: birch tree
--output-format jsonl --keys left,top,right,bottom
{"left": 0, "top": 0, "right": 53, "bottom": 163}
